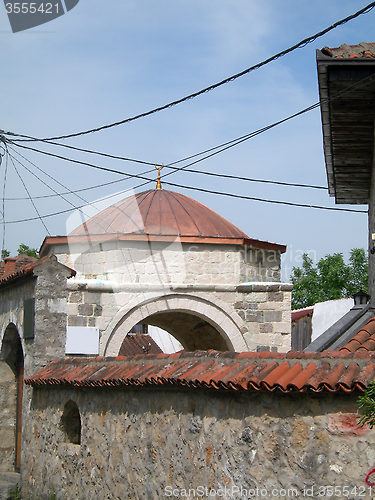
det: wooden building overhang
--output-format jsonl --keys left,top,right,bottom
{"left": 317, "top": 48, "right": 375, "bottom": 204}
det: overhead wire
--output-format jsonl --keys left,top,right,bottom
{"left": 5, "top": 146, "right": 51, "bottom": 234}
{"left": 3, "top": 179, "right": 367, "bottom": 224}
{"left": 7, "top": 148, "right": 92, "bottom": 219}
{"left": 159, "top": 181, "right": 367, "bottom": 213}
{"left": 2, "top": 47, "right": 374, "bottom": 223}
{"left": 5, "top": 69, "right": 375, "bottom": 195}
{"left": 3, "top": 1, "right": 375, "bottom": 141}
{"left": 7, "top": 147, "right": 153, "bottom": 235}
{"left": 1, "top": 176, "right": 133, "bottom": 201}
{"left": 1, "top": 152, "right": 8, "bottom": 255}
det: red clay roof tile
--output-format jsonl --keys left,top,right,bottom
{"left": 340, "top": 317, "right": 375, "bottom": 353}
{"left": 287, "top": 363, "right": 317, "bottom": 391}
{"left": 25, "top": 350, "right": 375, "bottom": 394}
{"left": 321, "top": 43, "right": 375, "bottom": 59}
{"left": 0, "top": 254, "right": 75, "bottom": 286}
{"left": 118, "top": 334, "right": 162, "bottom": 356}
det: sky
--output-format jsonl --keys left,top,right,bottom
{"left": 0, "top": 0, "right": 373, "bottom": 281}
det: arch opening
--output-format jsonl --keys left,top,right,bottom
{"left": 103, "top": 294, "right": 248, "bottom": 357}
{"left": 144, "top": 311, "right": 229, "bottom": 351}
{"left": 114, "top": 310, "right": 231, "bottom": 355}
{"left": 60, "top": 400, "right": 81, "bottom": 445}
{"left": 0, "top": 324, "right": 24, "bottom": 471}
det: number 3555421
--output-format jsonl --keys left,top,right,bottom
{"left": 5, "top": 3, "right": 59, "bottom": 14}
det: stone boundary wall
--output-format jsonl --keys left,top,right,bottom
{"left": 23, "top": 385, "right": 374, "bottom": 499}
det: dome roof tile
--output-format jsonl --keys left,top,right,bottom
{"left": 69, "top": 190, "right": 250, "bottom": 240}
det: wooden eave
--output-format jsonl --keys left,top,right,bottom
{"left": 317, "top": 50, "right": 375, "bottom": 204}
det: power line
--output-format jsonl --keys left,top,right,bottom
{"left": 7, "top": 148, "right": 92, "bottom": 221}
{"left": 1, "top": 176, "right": 131, "bottom": 200}
{"left": 6, "top": 69, "right": 375, "bottom": 194}
{"left": 3, "top": 1, "right": 375, "bottom": 141}
{"left": 165, "top": 167, "right": 327, "bottom": 190}
{"left": 2, "top": 173, "right": 366, "bottom": 224}
{"left": 160, "top": 181, "right": 367, "bottom": 213}
{"left": 4, "top": 180, "right": 154, "bottom": 224}
{"left": 1, "top": 152, "right": 8, "bottom": 254}
{"left": 4, "top": 138, "right": 367, "bottom": 215}
{"left": 5, "top": 147, "right": 51, "bottom": 234}
{"left": 2, "top": 71, "right": 373, "bottom": 221}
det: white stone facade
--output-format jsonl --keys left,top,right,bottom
{"left": 47, "top": 239, "right": 292, "bottom": 355}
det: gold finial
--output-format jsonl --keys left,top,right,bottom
{"left": 155, "top": 164, "right": 163, "bottom": 190}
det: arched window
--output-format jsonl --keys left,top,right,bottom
{"left": 60, "top": 400, "right": 81, "bottom": 445}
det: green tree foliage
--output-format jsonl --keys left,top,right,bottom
{"left": 358, "top": 381, "right": 375, "bottom": 428}
{"left": 1, "top": 249, "right": 10, "bottom": 259}
{"left": 290, "top": 248, "right": 368, "bottom": 310}
{"left": 17, "top": 243, "right": 39, "bottom": 258}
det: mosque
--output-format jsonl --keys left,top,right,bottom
{"left": 0, "top": 173, "right": 291, "bottom": 484}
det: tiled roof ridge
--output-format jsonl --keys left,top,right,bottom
{"left": 0, "top": 254, "right": 76, "bottom": 285}
{"left": 119, "top": 333, "right": 163, "bottom": 356}
{"left": 321, "top": 42, "right": 375, "bottom": 59}
{"left": 25, "top": 349, "right": 375, "bottom": 394}
{"left": 340, "top": 317, "right": 375, "bottom": 353}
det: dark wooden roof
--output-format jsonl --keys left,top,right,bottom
{"left": 317, "top": 43, "right": 375, "bottom": 204}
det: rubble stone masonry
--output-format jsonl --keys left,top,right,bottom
{"left": 23, "top": 386, "right": 374, "bottom": 499}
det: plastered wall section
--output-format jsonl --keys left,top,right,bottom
{"left": 23, "top": 386, "right": 374, "bottom": 500}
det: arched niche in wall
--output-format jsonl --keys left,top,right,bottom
{"left": 0, "top": 323, "right": 24, "bottom": 471}
{"left": 60, "top": 400, "right": 81, "bottom": 445}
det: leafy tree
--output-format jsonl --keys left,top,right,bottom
{"left": 358, "top": 382, "right": 375, "bottom": 428}
{"left": 290, "top": 248, "right": 368, "bottom": 310}
{"left": 17, "top": 243, "right": 39, "bottom": 258}
{"left": 1, "top": 249, "right": 10, "bottom": 259}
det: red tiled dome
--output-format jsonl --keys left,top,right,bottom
{"left": 69, "top": 189, "right": 249, "bottom": 240}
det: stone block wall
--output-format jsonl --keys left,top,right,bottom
{"left": 0, "top": 257, "right": 73, "bottom": 473}
{"left": 66, "top": 281, "right": 292, "bottom": 355}
{"left": 22, "top": 385, "right": 375, "bottom": 499}
{"left": 235, "top": 283, "right": 292, "bottom": 352}
{"left": 67, "top": 291, "right": 103, "bottom": 328}
{"left": 58, "top": 241, "right": 282, "bottom": 287}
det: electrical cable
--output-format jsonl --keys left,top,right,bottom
{"left": 9, "top": 146, "right": 90, "bottom": 206}
{"left": 5, "top": 69, "right": 375, "bottom": 195}
{"left": 7, "top": 148, "right": 92, "bottom": 219}
{"left": 2, "top": 176, "right": 132, "bottom": 201}
{"left": 4, "top": 137, "right": 368, "bottom": 215}
{"left": 165, "top": 167, "right": 327, "bottom": 190}
{"left": 1, "top": 169, "right": 366, "bottom": 224}
{"left": 7, "top": 147, "right": 153, "bottom": 234}
{"left": 3, "top": 1, "right": 375, "bottom": 141}
{"left": 5, "top": 147, "right": 51, "bottom": 234}
{"left": 2, "top": 64, "right": 374, "bottom": 222}
{"left": 4, "top": 180, "right": 154, "bottom": 224}
{"left": 159, "top": 181, "right": 368, "bottom": 213}
{"left": 1, "top": 152, "right": 8, "bottom": 255}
